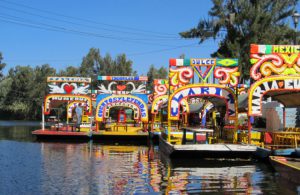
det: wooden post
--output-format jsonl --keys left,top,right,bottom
{"left": 182, "top": 128, "right": 186, "bottom": 144}
{"left": 248, "top": 116, "right": 252, "bottom": 144}
{"left": 167, "top": 120, "right": 171, "bottom": 143}
{"left": 42, "top": 104, "right": 45, "bottom": 131}
{"left": 234, "top": 86, "right": 239, "bottom": 143}
{"left": 151, "top": 114, "right": 155, "bottom": 132}
{"left": 283, "top": 107, "right": 286, "bottom": 130}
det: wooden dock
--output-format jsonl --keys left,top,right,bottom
{"left": 159, "top": 136, "right": 257, "bottom": 159}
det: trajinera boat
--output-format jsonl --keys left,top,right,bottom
{"left": 269, "top": 156, "right": 300, "bottom": 184}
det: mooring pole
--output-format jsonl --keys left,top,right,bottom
{"left": 42, "top": 104, "right": 45, "bottom": 130}
{"left": 248, "top": 116, "right": 252, "bottom": 144}
{"left": 283, "top": 107, "right": 286, "bottom": 129}
{"left": 167, "top": 120, "right": 171, "bottom": 143}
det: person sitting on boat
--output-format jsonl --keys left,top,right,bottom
{"left": 75, "top": 103, "right": 83, "bottom": 132}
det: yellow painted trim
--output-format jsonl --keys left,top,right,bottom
{"left": 95, "top": 94, "right": 148, "bottom": 122}
{"left": 151, "top": 95, "right": 168, "bottom": 114}
{"left": 44, "top": 94, "right": 92, "bottom": 115}
{"left": 270, "top": 156, "right": 300, "bottom": 171}
{"left": 181, "top": 99, "right": 190, "bottom": 113}
{"left": 248, "top": 75, "right": 300, "bottom": 116}
{"left": 168, "top": 83, "right": 236, "bottom": 120}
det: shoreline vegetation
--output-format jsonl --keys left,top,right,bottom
{"left": 0, "top": 49, "right": 167, "bottom": 120}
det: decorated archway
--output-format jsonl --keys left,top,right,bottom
{"left": 67, "top": 101, "right": 89, "bottom": 118}
{"left": 168, "top": 84, "right": 236, "bottom": 120}
{"left": 163, "top": 58, "right": 240, "bottom": 143}
{"left": 44, "top": 94, "right": 92, "bottom": 115}
{"left": 96, "top": 95, "right": 148, "bottom": 122}
{"left": 151, "top": 95, "right": 168, "bottom": 114}
{"left": 151, "top": 94, "right": 190, "bottom": 114}
{"left": 248, "top": 76, "right": 300, "bottom": 116}
{"left": 103, "top": 101, "right": 140, "bottom": 120}
{"left": 247, "top": 44, "right": 300, "bottom": 144}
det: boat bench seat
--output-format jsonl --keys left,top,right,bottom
{"left": 170, "top": 138, "right": 181, "bottom": 145}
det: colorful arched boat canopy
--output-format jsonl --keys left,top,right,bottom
{"left": 44, "top": 76, "right": 92, "bottom": 115}
{"left": 151, "top": 95, "right": 190, "bottom": 114}
{"left": 104, "top": 102, "right": 140, "bottom": 120}
{"left": 67, "top": 101, "right": 88, "bottom": 118}
{"left": 44, "top": 94, "right": 92, "bottom": 115}
{"left": 248, "top": 76, "right": 300, "bottom": 116}
{"left": 248, "top": 44, "right": 300, "bottom": 116}
{"left": 95, "top": 94, "right": 148, "bottom": 122}
{"left": 168, "top": 84, "right": 236, "bottom": 120}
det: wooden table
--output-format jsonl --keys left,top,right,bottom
{"left": 66, "top": 122, "right": 76, "bottom": 131}
{"left": 181, "top": 127, "right": 214, "bottom": 144}
{"left": 113, "top": 123, "right": 128, "bottom": 132}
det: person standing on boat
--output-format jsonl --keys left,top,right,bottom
{"left": 75, "top": 103, "right": 83, "bottom": 132}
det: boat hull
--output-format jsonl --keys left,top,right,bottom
{"left": 269, "top": 156, "right": 300, "bottom": 184}
{"left": 92, "top": 131, "right": 149, "bottom": 145}
{"left": 32, "top": 129, "right": 91, "bottom": 141}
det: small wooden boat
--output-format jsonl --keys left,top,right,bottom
{"left": 273, "top": 147, "right": 300, "bottom": 157}
{"left": 269, "top": 156, "right": 300, "bottom": 184}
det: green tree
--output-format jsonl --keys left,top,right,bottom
{"left": 1, "top": 64, "right": 56, "bottom": 119}
{"left": 58, "top": 66, "right": 79, "bottom": 77}
{"left": 0, "top": 52, "right": 6, "bottom": 80}
{"left": 114, "top": 54, "right": 133, "bottom": 75}
{"left": 79, "top": 48, "right": 136, "bottom": 92}
{"left": 0, "top": 77, "right": 12, "bottom": 112}
{"left": 80, "top": 48, "right": 102, "bottom": 88}
{"left": 146, "top": 65, "right": 168, "bottom": 91}
{"left": 180, "top": 0, "right": 298, "bottom": 81}
{"left": 3, "top": 66, "right": 34, "bottom": 119}
{"left": 30, "top": 64, "right": 56, "bottom": 119}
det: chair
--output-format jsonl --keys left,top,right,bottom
{"left": 82, "top": 115, "right": 89, "bottom": 123}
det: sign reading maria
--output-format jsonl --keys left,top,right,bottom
{"left": 249, "top": 44, "right": 300, "bottom": 116}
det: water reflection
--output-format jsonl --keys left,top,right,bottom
{"left": 0, "top": 120, "right": 39, "bottom": 141}
{"left": 39, "top": 143, "right": 163, "bottom": 194}
{"left": 0, "top": 121, "right": 299, "bottom": 194}
{"left": 161, "top": 157, "right": 258, "bottom": 194}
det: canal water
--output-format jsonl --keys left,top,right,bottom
{"left": 0, "top": 121, "right": 299, "bottom": 194}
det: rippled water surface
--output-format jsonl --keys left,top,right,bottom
{"left": 0, "top": 121, "right": 299, "bottom": 194}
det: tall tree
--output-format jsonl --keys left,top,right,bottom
{"left": 147, "top": 65, "right": 168, "bottom": 91}
{"left": 0, "top": 52, "right": 6, "bottom": 80}
{"left": 58, "top": 66, "right": 79, "bottom": 77}
{"left": 180, "top": 0, "right": 298, "bottom": 81}
{"left": 80, "top": 48, "right": 102, "bottom": 88}
{"left": 30, "top": 64, "right": 56, "bottom": 119}
{"left": 3, "top": 66, "right": 34, "bottom": 119}
{"left": 1, "top": 64, "right": 56, "bottom": 119}
{"left": 114, "top": 54, "right": 133, "bottom": 75}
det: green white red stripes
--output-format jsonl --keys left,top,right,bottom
{"left": 169, "top": 59, "right": 190, "bottom": 66}
{"left": 250, "top": 44, "right": 272, "bottom": 54}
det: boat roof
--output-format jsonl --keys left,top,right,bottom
{"left": 264, "top": 91, "right": 300, "bottom": 108}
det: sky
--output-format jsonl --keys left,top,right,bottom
{"left": 0, "top": 0, "right": 219, "bottom": 75}
{"left": 0, "top": 0, "right": 299, "bottom": 76}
